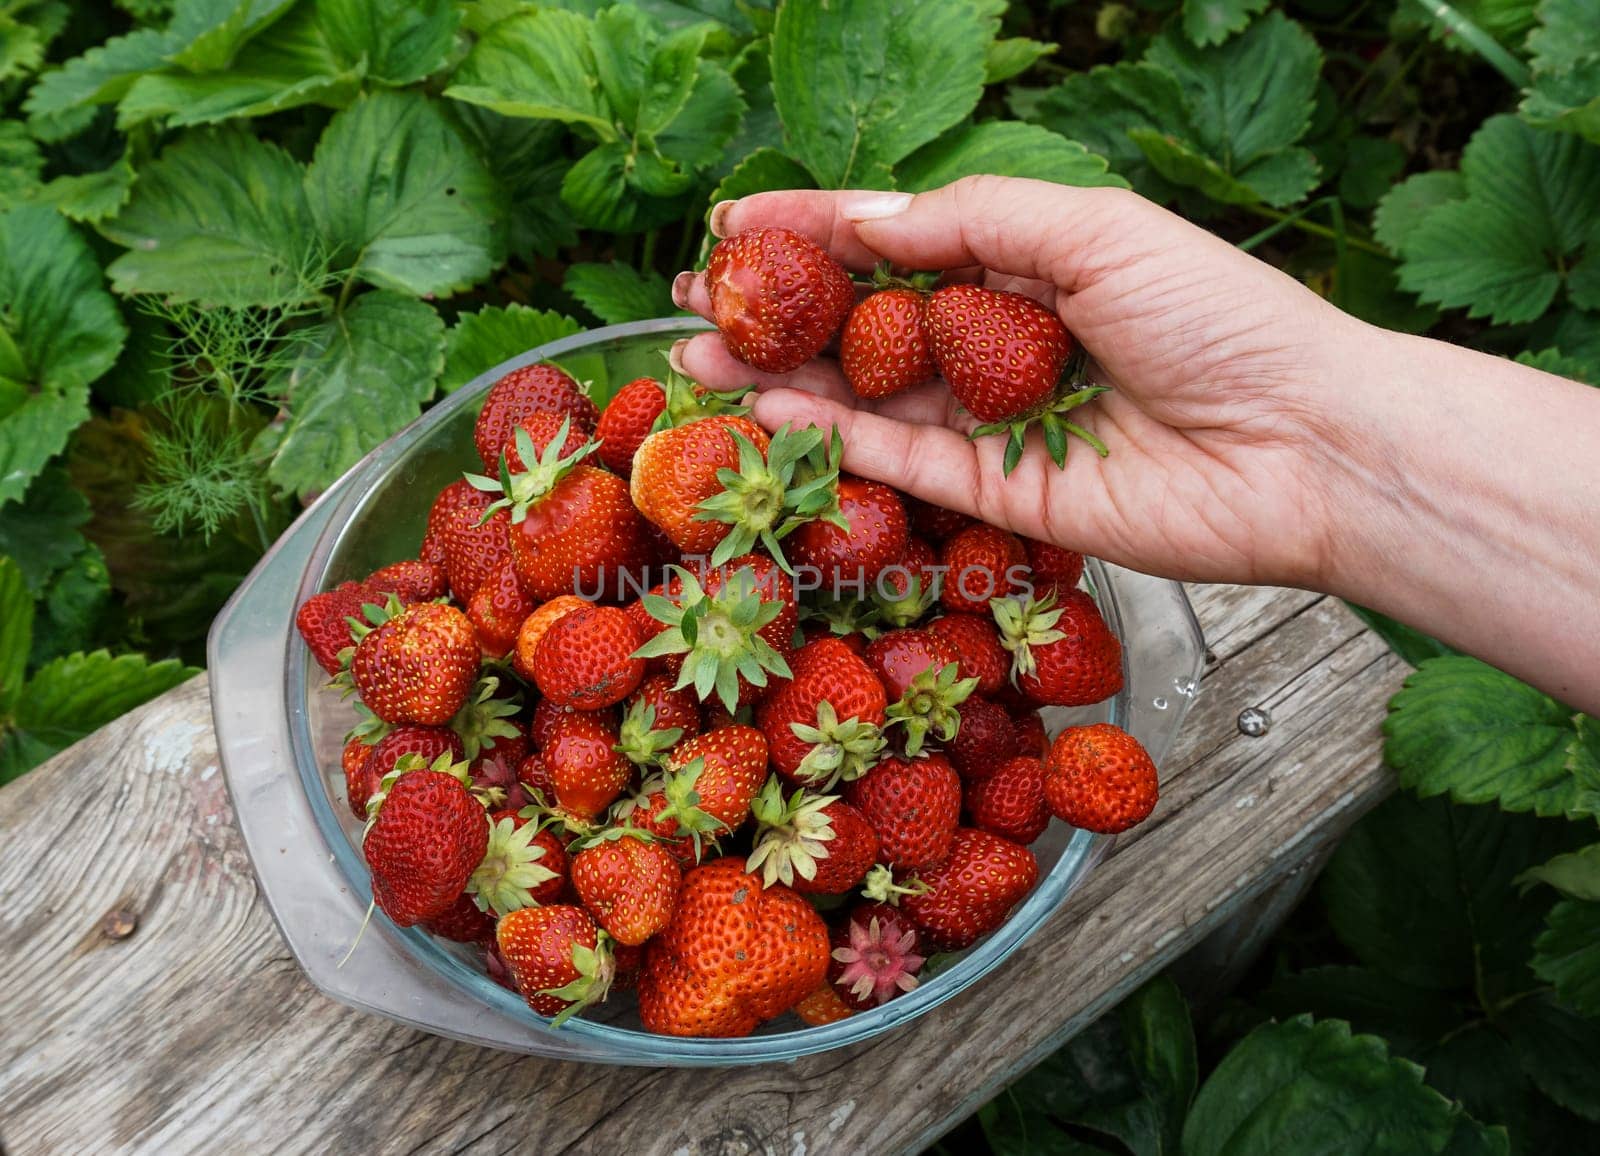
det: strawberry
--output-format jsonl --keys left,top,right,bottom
{"left": 348, "top": 724, "right": 465, "bottom": 819}
{"left": 447, "top": 675, "right": 524, "bottom": 763}
{"left": 794, "top": 982, "right": 857, "bottom": 1025}
{"left": 662, "top": 725, "right": 769, "bottom": 836}
{"left": 615, "top": 696, "right": 691, "bottom": 770}
{"left": 871, "top": 536, "right": 939, "bottom": 629}
{"left": 925, "top": 283, "right": 1107, "bottom": 472}
{"left": 746, "top": 779, "right": 879, "bottom": 894}
{"left": 902, "top": 827, "right": 1039, "bottom": 950}
{"left": 705, "top": 226, "right": 855, "bottom": 374}
{"left": 364, "top": 559, "right": 448, "bottom": 604}
{"left": 532, "top": 604, "right": 644, "bottom": 710}
{"left": 570, "top": 829, "right": 682, "bottom": 946}
{"left": 927, "top": 612, "right": 1009, "bottom": 695}
{"left": 945, "top": 696, "right": 1018, "bottom": 782}
{"left": 992, "top": 589, "right": 1124, "bottom": 706}
{"left": 542, "top": 710, "right": 634, "bottom": 823}
{"left": 435, "top": 482, "right": 509, "bottom": 605}
{"left": 473, "top": 362, "right": 598, "bottom": 472}
{"left": 349, "top": 598, "right": 479, "bottom": 726}
{"left": 756, "top": 636, "right": 887, "bottom": 789}
{"left": 496, "top": 808, "right": 570, "bottom": 905}
{"left": 467, "top": 558, "right": 535, "bottom": 658}
{"left": 465, "top": 810, "right": 564, "bottom": 915}
{"left": 363, "top": 753, "right": 489, "bottom": 927}
{"left": 295, "top": 581, "right": 369, "bottom": 674}
{"left": 501, "top": 410, "right": 591, "bottom": 471}
{"left": 966, "top": 755, "right": 1051, "bottom": 844}
{"left": 939, "top": 524, "right": 1026, "bottom": 614}
{"left": 1013, "top": 708, "right": 1050, "bottom": 757}
{"left": 496, "top": 904, "right": 614, "bottom": 1023}
{"left": 342, "top": 737, "right": 371, "bottom": 807}
{"left": 636, "top": 560, "right": 796, "bottom": 714}
{"left": 612, "top": 942, "right": 645, "bottom": 992}
{"left": 789, "top": 474, "right": 908, "bottom": 591}
{"left": 637, "top": 857, "right": 830, "bottom": 1037}
{"left": 1024, "top": 537, "right": 1085, "bottom": 596}
{"left": 517, "top": 751, "right": 555, "bottom": 801}
{"left": 421, "top": 893, "right": 496, "bottom": 943}
{"left": 624, "top": 674, "right": 701, "bottom": 746}
{"left": 906, "top": 495, "right": 975, "bottom": 543}
{"left": 1044, "top": 723, "right": 1159, "bottom": 834}
{"left": 827, "top": 901, "right": 926, "bottom": 1010}
{"left": 845, "top": 754, "right": 961, "bottom": 871}
{"left": 474, "top": 424, "right": 651, "bottom": 602}
{"left": 841, "top": 288, "right": 935, "bottom": 399}
{"left": 513, "top": 594, "right": 588, "bottom": 682}
{"left": 631, "top": 417, "right": 837, "bottom": 569}
{"left": 863, "top": 628, "right": 978, "bottom": 756}
{"left": 594, "top": 376, "right": 667, "bottom": 475}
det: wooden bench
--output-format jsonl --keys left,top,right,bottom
{"left": 0, "top": 583, "right": 1403, "bottom": 1155}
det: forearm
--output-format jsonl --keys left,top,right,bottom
{"left": 1321, "top": 327, "right": 1600, "bottom": 711}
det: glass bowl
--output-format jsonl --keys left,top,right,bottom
{"left": 209, "top": 317, "right": 1205, "bottom": 1065}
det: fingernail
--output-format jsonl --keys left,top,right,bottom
{"left": 671, "top": 270, "right": 694, "bottom": 309}
{"left": 708, "top": 200, "right": 736, "bottom": 237}
{"left": 668, "top": 339, "right": 690, "bottom": 375}
{"left": 839, "top": 192, "right": 913, "bottom": 222}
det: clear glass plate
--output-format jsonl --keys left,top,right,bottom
{"left": 209, "top": 318, "right": 1205, "bottom": 1065}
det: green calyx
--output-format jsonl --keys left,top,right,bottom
{"left": 790, "top": 700, "right": 886, "bottom": 789}
{"left": 464, "top": 418, "right": 599, "bottom": 524}
{"left": 614, "top": 700, "right": 684, "bottom": 768}
{"left": 345, "top": 703, "right": 392, "bottom": 746}
{"left": 969, "top": 349, "right": 1110, "bottom": 475}
{"left": 632, "top": 564, "right": 794, "bottom": 715}
{"left": 861, "top": 863, "right": 931, "bottom": 905}
{"left": 467, "top": 815, "right": 560, "bottom": 917}
{"left": 872, "top": 570, "right": 939, "bottom": 629}
{"left": 745, "top": 777, "right": 839, "bottom": 889}
{"left": 885, "top": 661, "right": 980, "bottom": 757}
{"left": 363, "top": 749, "right": 472, "bottom": 837}
{"left": 650, "top": 757, "right": 725, "bottom": 863}
{"left": 990, "top": 593, "right": 1068, "bottom": 682}
{"left": 801, "top": 593, "right": 882, "bottom": 641}
{"left": 868, "top": 260, "right": 940, "bottom": 293}
{"left": 692, "top": 422, "right": 842, "bottom": 572}
{"left": 332, "top": 593, "right": 405, "bottom": 693}
{"left": 652, "top": 367, "right": 749, "bottom": 433}
{"left": 570, "top": 823, "right": 657, "bottom": 852}
{"left": 448, "top": 675, "right": 523, "bottom": 761}
{"left": 544, "top": 931, "right": 615, "bottom": 1028}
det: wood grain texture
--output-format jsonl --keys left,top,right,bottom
{"left": 0, "top": 586, "right": 1404, "bottom": 1156}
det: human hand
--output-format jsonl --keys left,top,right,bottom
{"left": 670, "top": 176, "right": 1380, "bottom": 590}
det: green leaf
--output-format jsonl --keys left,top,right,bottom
{"left": 101, "top": 127, "right": 320, "bottom": 306}
{"left": 708, "top": 146, "right": 817, "bottom": 207}
{"left": 449, "top": 106, "right": 576, "bottom": 261}
{"left": 1118, "top": 975, "right": 1196, "bottom": 1154}
{"left": 560, "top": 140, "right": 691, "bottom": 233}
{"left": 37, "top": 154, "right": 138, "bottom": 223}
{"left": 166, "top": 0, "right": 299, "bottom": 72}
{"left": 1518, "top": 347, "right": 1600, "bottom": 384}
{"left": 1339, "top": 135, "right": 1409, "bottom": 211}
{"left": 1520, "top": 842, "right": 1600, "bottom": 901}
{"left": 1531, "top": 899, "right": 1600, "bottom": 1017}
{"left": 0, "top": 205, "right": 125, "bottom": 507}
{"left": 1417, "top": 1025, "right": 1531, "bottom": 1148}
{"left": 268, "top": 291, "right": 444, "bottom": 498}
{"left": 0, "top": 554, "right": 30, "bottom": 713}
{"left": 771, "top": 0, "right": 988, "bottom": 187}
{"left": 0, "top": 648, "right": 198, "bottom": 785}
{"left": 0, "top": 465, "right": 92, "bottom": 594}
{"left": 1252, "top": 966, "right": 1466, "bottom": 1055}
{"left": 1395, "top": 116, "right": 1600, "bottom": 325}
{"left": 441, "top": 303, "right": 581, "bottom": 393}
{"left": 306, "top": 91, "right": 503, "bottom": 298}
{"left": 28, "top": 540, "right": 111, "bottom": 668}
{"left": 650, "top": 58, "right": 745, "bottom": 176}
{"left": 896, "top": 121, "right": 1126, "bottom": 192}
{"left": 445, "top": 8, "right": 613, "bottom": 135}
{"left": 23, "top": 28, "right": 175, "bottom": 140}
{"left": 1502, "top": 992, "right": 1600, "bottom": 1121}
{"left": 0, "top": 121, "right": 45, "bottom": 209}
{"left": 1521, "top": 0, "right": 1600, "bottom": 143}
{"left": 564, "top": 261, "right": 677, "bottom": 326}
{"left": 1344, "top": 602, "right": 1457, "bottom": 667}
{"left": 1182, "top": 1016, "right": 1458, "bottom": 1155}
{"left": 319, "top": 0, "right": 459, "bottom": 86}
{"left": 1182, "top": 0, "right": 1270, "bottom": 48}
{"left": 1383, "top": 656, "right": 1597, "bottom": 818}
{"left": 1374, "top": 170, "right": 1468, "bottom": 255}
{"left": 985, "top": 36, "right": 1055, "bottom": 84}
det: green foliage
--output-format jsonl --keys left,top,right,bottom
{"left": 442, "top": 304, "right": 583, "bottom": 393}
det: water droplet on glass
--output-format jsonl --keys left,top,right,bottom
{"left": 1237, "top": 706, "right": 1272, "bottom": 737}
{"left": 1152, "top": 696, "right": 1168, "bottom": 710}
{"left": 1174, "top": 677, "right": 1197, "bottom": 698}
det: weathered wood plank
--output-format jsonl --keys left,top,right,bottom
{"left": 0, "top": 584, "right": 1404, "bottom": 1156}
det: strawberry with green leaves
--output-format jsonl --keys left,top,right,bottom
{"left": 466, "top": 810, "right": 564, "bottom": 916}
{"left": 349, "top": 596, "right": 479, "bottom": 727}
{"left": 614, "top": 697, "right": 689, "bottom": 770}
{"left": 902, "top": 827, "right": 1039, "bottom": 951}
{"left": 570, "top": 828, "right": 681, "bottom": 946}
{"left": 1045, "top": 723, "right": 1159, "bottom": 834}
{"left": 944, "top": 696, "right": 1018, "bottom": 782}
{"left": 473, "top": 362, "right": 597, "bottom": 472}
{"left": 362, "top": 751, "right": 489, "bottom": 927}
{"left": 532, "top": 603, "right": 644, "bottom": 710}
{"left": 788, "top": 468, "right": 909, "bottom": 591}
{"left": 295, "top": 581, "right": 370, "bottom": 675}
{"left": 756, "top": 635, "right": 887, "bottom": 789}
{"left": 344, "top": 724, "right": 464, "bottom": 820}
{"left": 871, "top": 537, "right": 940, "bottom": 629}
{"left": 864, "top": 628, "right": 979, "bottom": 756}
{"left": 746, "top": 779, "right": 879, "bottom": 894}
{"left": 845, "top": 753, "right": 962, "bottom": 872}
{"left": 706, "top": 226, "right": 856, "bottom": 373}
{"left": 633, "top": 725, "right": 770, "bottom": 862}
{"left": 992, "top": 588, "right": 1124, "bottom": 707}
{"left": 496, "top": 904, "right": 614, "bottom": 1024}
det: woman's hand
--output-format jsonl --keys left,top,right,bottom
{"left": 670, "top": 176, "right": 1374, "bottom": 590}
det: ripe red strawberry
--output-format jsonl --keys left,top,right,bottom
{"left": 364, "top": 559, "right": 448, "bottom": 604}
{"left": 1013, "top": 709, "right": 1050, "bottom": 757}
{"left": 631, "top": 415, "right": 768, "bottom": 556}
{"left": 906, "top": 495, "right": 975, "bottom": 543}
{"left": 612, "top": 942, "right": 645, "bottom": 992}
{"left": 746, "top": 779, "right": 879, "bottom": 894}
{"left": 902, "top": 827, "right": 1039, "bottom": 950}
{"left": 872, "top": 536, "right": 939, "bottom": 628}
{"left": 432, "top": 481, "right": 509, "bottom": 605}
{"left": 467, "top": 558, "right": 535, "bottom": 658}
{"left": 637, "top": 857, "right": 830, "bottom": 1037}
{"left": 993, "top": 588, "right": 1124, "bottom": 706}
{"left": 945, "top": 696, "right": 1018, "bottom": 782}
{"left": 841, "top": 288, "right": 935, "bottom": 399}
{"left": 662, "top": 725, "right": 769, "bottom": 834}
{"left": 464, "top": 810, "right": 564, "bottom": 915}
{"left": 496, "top": 904, "right": 613, "bottom": 1022}
{"left": 295, "top": 581, "right": 369, "bottom": 674}
{"left": 501, "top": 410, "right": 592, "bottom": 470}
{"left": 595, "top": 376, "right": 667, "bottom": 475}
{"left": 845, "top": 754, "right": 962, "bottom": 871}
{"left": 517, "top": 751, "right": 555, "bottom": 800}
{"left": 827, "top": 901, "right": 926, "bottom": 1009}
{"left": 615, "top": 694, "right": 694, "bottom": 771}
{"left": 420, "top": 893, "right": 496, "bottom": 943}
{"left": 926, "top": 285, "right": 1071, "bottom": 422}
{"left": 927, "top": 613, "right": 1008, "bottom": 695}
{"left": 350, "top": 599, "right": 479, "bottom": 726}
{"left": 532, "top": 604, "right": 644, "bottom": 710}
{"left": 513, "top": 594, "right": 588, "bottom": 682}
{"left": 348, "top": 724, "right": 465, "bottom": 819}
{"left": 473, "top": 362, "right": 598, "bottom": 472}
{"left": 363, "top": 755, "right": 489, "bottom": 927}
{"left": 342, "top": 737, "right": 371, "bottom": 807}
{"left": 789, "top": 475, "right": 908, "bottom": 590}
{"left": 939, "top": 524, "right": 1026, "bottom": 614}
{"left": 794, "top": 982, "right": 857, "bottom": 1025}
{"left": 706, "top": 226, "right": 855, "bottom": 374}
{"left": 1024, "top": 537, "right": 1085, "bottom": 596}
{"left": 967, "top": 755, "right": 1051, "bottom": 844}
{"left": 756, "top": 636, "right": 887, "bottom": 789}
{"left": 542, "top": 711, "right": 634, "bottom": 823}
{"left": 571, "top": 830, "right": 682, "bottom": 946}
{"left": 487, "top": 808, "right": 569, "bottom": 905}
{"left": 624, "top": 674, "right": 701, "bottom": 745}
{"left": 422, "top": 477, "right": 479, "bottom": 574}
{"left": 864, "top": 628, "right": 978, "bottom": 756}
{"left": 1045, "top": 723, "right": 1159, "bottom": 834}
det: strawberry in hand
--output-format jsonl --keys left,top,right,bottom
{"left": 706, "top": 226, "right": 856, "bottom": 374}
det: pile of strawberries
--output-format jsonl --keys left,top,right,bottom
{"left": 294, "top": 227, "right": 1161, "bottom": 1039}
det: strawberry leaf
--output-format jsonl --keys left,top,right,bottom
{"left": 1531, "top": 899, "right": 1600, "bottom": 1017}
{"left": 896, "top": 121, "right": 1126, "bottom": 192}
{"left": 23, "top": 27, "right": 175, "bottom": 140}
{"left": 0, "top": 555, "right": 31, "bottom": 714}
{"left": 708, "top": 146, "right": 817, "bottom": 207}
{"left": 1519, "top": 842, "right": 1600, "bottom": 902}
{"left": 1500, "top": 991, "right": 1600, "bottom": 1121}
{"left": 318, "top": 0, "right": 458, "bottom": 87}
{"left": 771, "top": 0, "right": 988, "bottom": 188}
{"left": 1372, "top": 170, "right": 1467, "bottom": 254}
{"left": 0, "top": 121, "right": 44, "bottom": 209}
{"left": 451, "top": 108, "right": 577, "bottom": 262}
{"left": 1521, "top": 0, "right": 1600, "bottom": 144}
{"left": 445, "top": 8, "right": 616, "bottom": 135}
{"left": 564, "top": 261, "right": 679, "bottom": 326}
{"left": 165, "top": 0, "right": 299, "bottom": 73}
{"left": 440, "top": 304, "right": 581, "bottom": 394}
{"left": 1181, "top": 0, "right": 1270, "bottom": 49}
